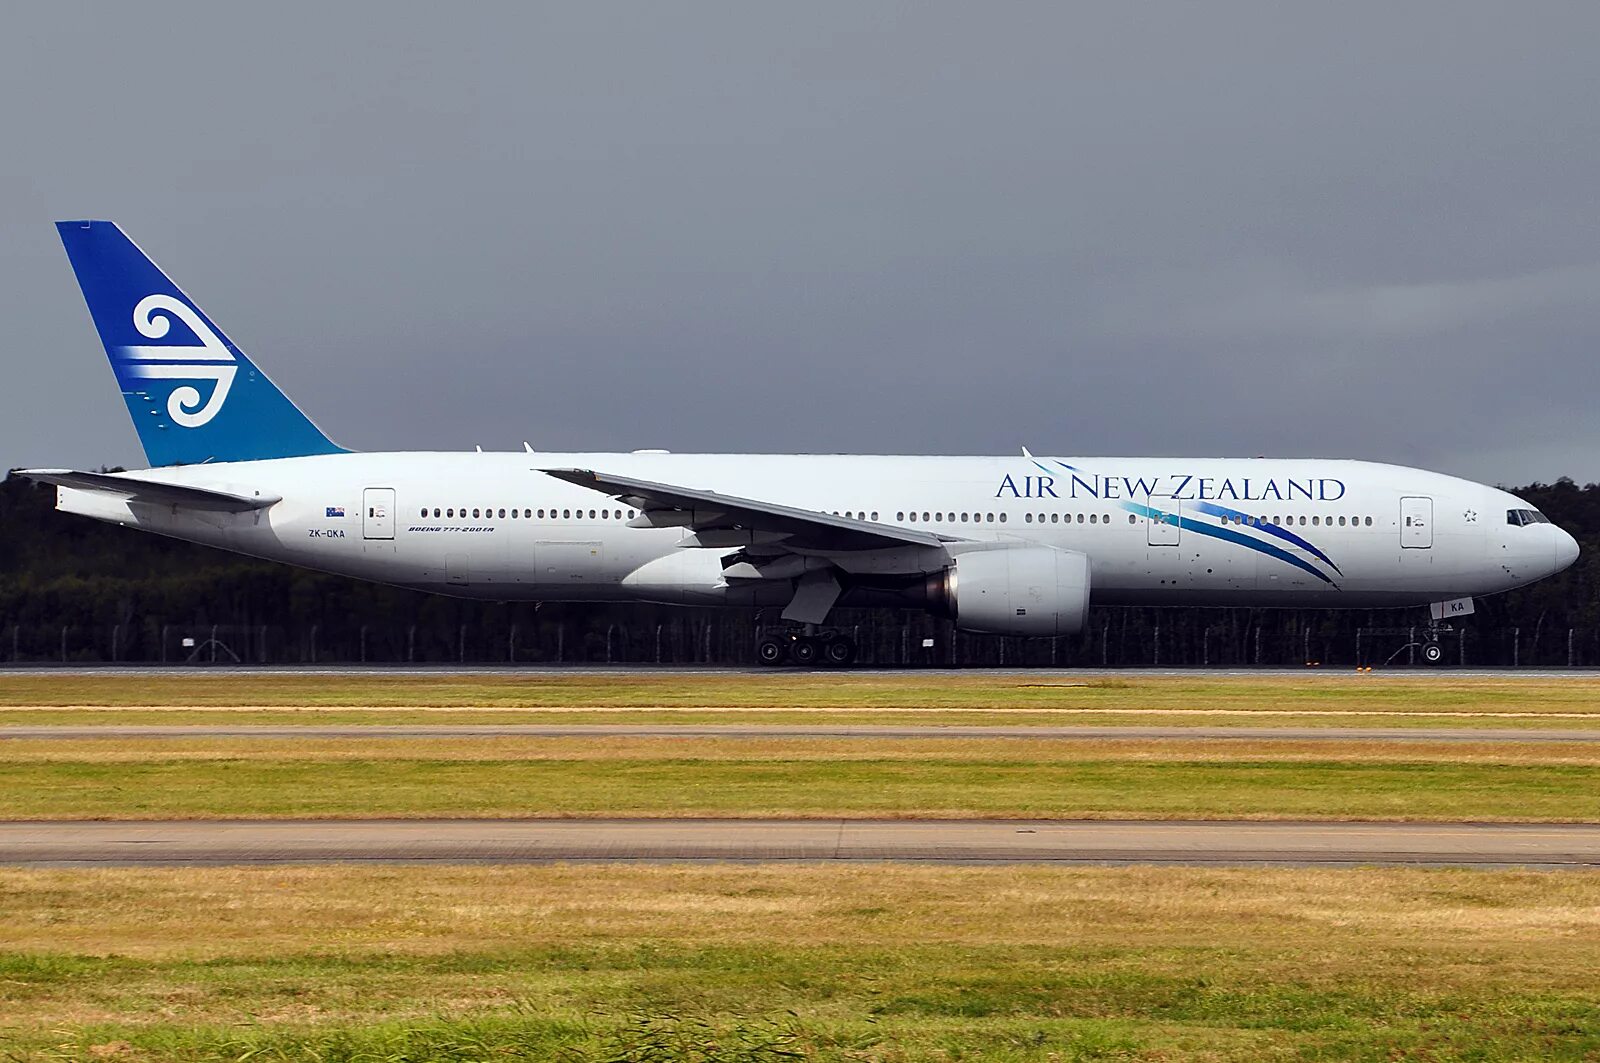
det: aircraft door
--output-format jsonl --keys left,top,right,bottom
{"left": 1400, "top": 496, "right": 1432, "bottom": 548}
{"left": 363, "top": 488, "right": 395, "bottom": 540}
{"left": 1146, "top": 496, "right": 1181, "bottom": 546}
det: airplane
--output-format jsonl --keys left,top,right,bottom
{"left": 21, "top": 220, "right": 1580, "bottom": 666}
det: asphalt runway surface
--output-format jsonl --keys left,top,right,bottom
{"left": 4, "top": 724, "right": 1600, "bottom": 742}
{"left": 3, "top": 818, "right": 1597, "bottom": 868}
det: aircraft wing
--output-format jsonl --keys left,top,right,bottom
{"left": 18, "top": 469, "right": 281, "bottom": 513}
{"left": 540, "top": 467, "right": 955, "bottom": 552}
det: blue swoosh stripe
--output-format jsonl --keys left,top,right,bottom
{"left": 1123, "top": 502, "right": 1336, "bottom": 586}
{"left": 1030, "top": 459, "right": 1057, "bottom": 476}
{"left": 1190, "top": 500, "right": 1342, "bottom": 575}
{"left": 1051, "top": 459, "right": 1082, "bottom": 473}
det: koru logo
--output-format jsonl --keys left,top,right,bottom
{"left": 116, "top": 294, "right": 237, "bottom": 428}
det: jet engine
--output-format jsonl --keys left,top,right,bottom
{"left": 936, "top": 545, "right": 1091, "bottom": 637}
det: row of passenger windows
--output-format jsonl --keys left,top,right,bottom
{"left": 417, "top": 505, "right": 1379, "bottom": 529}
{"left": 420, "top": 506, "right": 637, "bottom": 521}
{"left": 1221, "top": 514, "right": 1375, "bottom": 528}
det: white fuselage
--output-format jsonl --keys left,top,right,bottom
{"left": 55, "top": 451, "right": 1577, "bottom": 612}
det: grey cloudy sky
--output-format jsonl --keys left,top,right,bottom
{"left": 3, "top": 2, "right": 1597, "bottom": 485}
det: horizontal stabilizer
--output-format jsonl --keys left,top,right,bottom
{"left": 18, "top": 469, "right": 280, "bottom": 512}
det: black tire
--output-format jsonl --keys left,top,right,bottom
{"left": 791, "top": 638, "right": 820, "bottom": 666}
{"left": 1421, "top": 640, "right": 1445, "bottom": 665}
{"left": 824, "top": 637, "right": 857, "bottom": 666}
{"left": 756, "top": 639, "right": 787, "bottom": 666}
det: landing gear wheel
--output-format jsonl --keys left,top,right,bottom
{"left": 1421, "top": 640, "right": 1445, "bottom": 665}
{"left": 824, "top": 637, "right": 857, "bottom": 666}
{"left": 791, "top": 638, "right": 820, "bottom": 666}
{"left": 756, "top": 639, "right": 788, "bottom": 666}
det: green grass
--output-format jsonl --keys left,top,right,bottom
{"left": 4, "top": 862, "right": 1598, "bottom": 1061}
{"left": 3, "top": 943, "right": 1598, "bottom": 1061}
{"left": 2, "top": 755, "right": 1596, "bottom": 820}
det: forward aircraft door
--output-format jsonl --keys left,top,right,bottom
{"left": 362, "top": 488, "right": 395, "bottom": 540}
{"left": 1400, "top": 496, "right": 1432, "bottom": 548}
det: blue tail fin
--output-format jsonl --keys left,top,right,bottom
{"left": 55, "top": 220, "right": 345, "bottom": 466}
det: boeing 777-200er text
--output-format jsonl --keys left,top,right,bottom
{"left": 23, "top": 221, "right": 1580, "bottom": 665}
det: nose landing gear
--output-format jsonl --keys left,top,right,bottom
{"left": 755, "top": 628, "right": 858, "bottom": 667}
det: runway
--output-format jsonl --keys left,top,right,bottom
{"left": 3, "top": 818, "right": 1597, "bottom": 868}
{"left": 3, "top": 723, "right": 1598, "bottom": 742}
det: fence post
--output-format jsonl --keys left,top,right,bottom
{"left": 1355, "top": 628, "right": 1363, "bottom": 667}
{"left": 1102, "top": 618, "right": 1110, "bottom": 667}
{"left": 360, "top": 625, "right": 368, "bottom": 664}
{"left": 1408, "top": 626, "right": 1415, "bottom": 667}
{"left": 161, "top": 624, "right": 168, "bottom": 664}
{"left": 557, "top": 624, "right": 565, "bottom": 663}
{"left": 1569, "top": 628, "right": 1575, "bottom": 669}
{"left": 1513, "top": 627, "right": 1520, "bottom": 668}
{"left": 1153, "top": 621, "right": 1160, "bottom": 667}
{"left": 655, "top": 624, "right": 663, "bottom": 664}
{"left": 210, "top": 624, "right": 218, "bottom": 664}
{"left": 1459, "top": 627, "right": 1466, "bottom": 667}
{"left": 1303, "top": 627, "right": 1310, "bottom": 665}
{"left": 111, "top": 624, "right": 119, "bottom": 663}
{"left": 509, "top": 624, "right": 517, "bottom": 663}
{"left": 704, "top": 624, "right": 712, "bottom": 664}
{"left": 1253, "top": 626, "right": 1261, "bottom": 667}
{"left": 606, "top": 624, "right": 616, "bottom": 664}
{"left": 11, "top": 624, "right": 17, "bottom": 663}
{"left": 60, "top": 625, "right": 68, "bottom": 663}
{"left": 408, "top": 625, "right": 416, "bottom": 663}
{"left": 459, "top": 624, "right": 467, "bottom": 664}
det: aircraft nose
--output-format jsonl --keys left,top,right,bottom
{"left": 1555, "top": 527, "right": 1580, "bottom": 573}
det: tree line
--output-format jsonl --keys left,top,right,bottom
{"left": 2, "top": 471, "right": 1596, "bottom": 666}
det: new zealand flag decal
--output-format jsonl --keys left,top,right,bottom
{"left": 325, "top": 506, "right": 345, "bottom": 518}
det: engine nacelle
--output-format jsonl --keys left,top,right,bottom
{"left": 944, "top": 545, "right": 1090, "bottom": 636}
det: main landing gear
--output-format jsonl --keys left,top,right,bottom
{"left": 756, "top": 628, "right": 858, "bottom": 667}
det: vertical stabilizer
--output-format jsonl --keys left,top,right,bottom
{"left": 55, "top": 220, "right": 345, "bottom": 466}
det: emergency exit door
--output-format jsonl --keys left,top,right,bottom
{"left": 1400, "top": 496, "right": 1432, "bottom": 548}
{"left": 1146, "top": 497, "right": 1181, "bottom": 546}
{"left": 363, "top": 487, "right": 395, "bottom": 540}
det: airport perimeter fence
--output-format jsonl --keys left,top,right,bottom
{"left": 3, "top": 615, "right": 1598, "bottom": 668}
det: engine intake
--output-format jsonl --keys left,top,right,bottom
{"left": 943, "top": 545, "right": 1090, "bottom": 636}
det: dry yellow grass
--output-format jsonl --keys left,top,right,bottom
{"left": 3, "top": 862, "right": 1598, "bottom": 961}
{"left": 5, "top": 735, "right": 1600, "bottom": 766}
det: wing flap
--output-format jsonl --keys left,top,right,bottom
{"left": 19, "top": 469, "right": 280, "bottom": 512}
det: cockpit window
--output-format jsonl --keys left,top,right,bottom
{"left": 1507, "top": 508, "right": 1551, "bottom": 526}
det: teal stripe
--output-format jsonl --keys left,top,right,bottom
{"left": 1122, "top": 502, "right": 1337, "bottom": 587}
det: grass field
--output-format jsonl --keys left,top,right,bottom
{"left": 2, "top": 863, "right": 1600, "bottom": 1061}
{"left": 4, "top": 671, "right": 1600, "bottom": 728}
{"left": 0, "top": 864, "right": 1593, "bottom": 1063}
{"left": 3, "top": 670, "right": 1599, "bottom": 1059}
{"left": 3, "top": 742, "right": 1600, "bottom": 820}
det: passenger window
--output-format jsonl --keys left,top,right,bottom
{"left": 923, "top": 512, "right": 931, "bottom": 522}
{"left": 1088, "top": 514, "right": 1097, "bottom": 524}
{"left": 563, "top": 509, "right": 571, "bottom": 519}
{"left": 999, "top": 513, "right": 1007, "bottom": 523}
{"left": 1365, "top": 516, "right": 1372, "bottom": 526}
{"left": 872, "top": 511, "right": 879, "bottom": 521}
{"left": 446, "top": 508, "right": 454, "bottom": 518}
{"left": 909, "top": 512, "right": 917, "bottom": 522}
{"left": 897, "top": 512, "right": 905, "bottom": 521}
